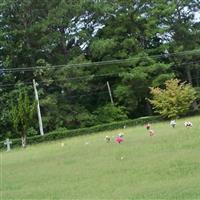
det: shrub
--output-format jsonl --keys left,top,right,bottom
{"left": 0, "top": 116, "right": 160, "bottom": 150}
{"left": 93, "top": 103, "right": 128, "bottom": 124}
{"left": 27, "top": 127, "right": 38, "bottom": 136}
{"left": 149, "top": 79, "right": 197, "bottom": 119}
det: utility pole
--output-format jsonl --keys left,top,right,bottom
{"left": 106, "top": 81, "right": 114, "bottom": 105}
{"left": 33, "top": 79, "right": 44, "bottom": 136}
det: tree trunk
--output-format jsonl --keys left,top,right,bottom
{"left": 146, "top": 101, "right": 153, "bottom": 115}
{"left": 21, "top": 134, "right": 27, "bottom": 148}
{"left": 185, "top": 66, "right": 198, "bottom": 110}
{"left": 196, "top": 70, "right": 200, "bottom": 87}
{"left": 60, "top": 27, "right": 68, "bottom": 60}
{"left": 185, "top": 65, "right": 192, "bottom": 85}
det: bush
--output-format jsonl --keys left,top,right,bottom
{"left": 27, "top": 127, "right": 38, "bottom": 137}
{"left": 0, "top": 116, "right": 161, "bottom": 150}
{"left": 93, "top": 104, "right": 128, "bottom": 124}
{"left": 149, "top": 79, "right": 197, "bottom": 119}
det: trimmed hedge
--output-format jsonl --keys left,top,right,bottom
{"left": 0, "top": 115, "right": 161, "bottom": 150}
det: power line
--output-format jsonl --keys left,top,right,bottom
{"left": 60, "top": 84, "right": 108, "bottom": 94}
{"left": 33, "top": 60, "right": 200, "bottom": 83}
{"left": 0, "top": 59, "right": 199, "bottom": 86}
{"left": 39, "top": 72, "right": 119, "bottom": 83}
{"left": 0, "top": 72, "right": 118, "bottom": 88}
{"left": 65, "top": 91, "right": 109, "bottom": 99}
{"left": 0, "top": 60, "right": 200, "bottom": 89}
{"left": 0, "top": 85, "right": 110, "bottom": 99}
{"left": 1, "top": 49, "right": 200, "bottom": 73}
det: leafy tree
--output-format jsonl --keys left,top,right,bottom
{"left": 10, "top": 89, "right": 36, "bottom": 147}
{"left": 149, "top": 79, "right": 197, "bottom": 119}
{"left": 0, "top": 84, "right": 35, "bottom": 140}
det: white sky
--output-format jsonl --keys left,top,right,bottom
{"left": 194, "top": 11, "right": 200, "bottom": 22}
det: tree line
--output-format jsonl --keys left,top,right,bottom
{"left": 0, "top": 0, "right": 200, "bottom": 140}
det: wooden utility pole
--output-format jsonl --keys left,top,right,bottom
{"left": 106, "top": 81, "right": 114, "bottom": 105}
{"left": 33, "top": 79, "right": 44, "bottom": 136}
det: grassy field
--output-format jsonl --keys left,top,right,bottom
{"left": 1, "top": 116, "right": 200, "bottom": 200}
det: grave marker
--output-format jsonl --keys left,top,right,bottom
{"left": 4, "top": 138, "right": 12, "bottom": 151}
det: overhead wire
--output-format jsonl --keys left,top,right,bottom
{"left": 0, "top": 72, "right": 119, "bottom": 88}
{"left": 1, "top": 49, "right": 200, "bottom": 73}
{"left": 39, "top": 72, "right": 119, "bottom": 82}
{"left": 65, "top": 91, "right": 109, "bottom": 99}
{"left": 0, "top": 59, "right": 200, "bottom": 89}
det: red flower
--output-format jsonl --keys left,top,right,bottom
{"left": 116, "top": 137, "right": 123, "bottom": 143}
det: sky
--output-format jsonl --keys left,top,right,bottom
{"left": 194, "top": 11, "right": 200, "bottom": 22}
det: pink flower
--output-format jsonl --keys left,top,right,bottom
{"left": 116, "top": 137, "right": 123, "bottom": 143}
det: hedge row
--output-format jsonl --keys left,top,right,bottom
{"left": 0, "top": 115, "right": 161, "bottom": 150}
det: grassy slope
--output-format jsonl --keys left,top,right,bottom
{"left": 2, "top": 116, "right": 200, "bottom": 200}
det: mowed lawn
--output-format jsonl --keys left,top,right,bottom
{"left": 2, "top": 116, "right": 200, "bottom": 200}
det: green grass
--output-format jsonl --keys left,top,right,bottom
{"left": 1, "top": 116, "right": 200, "bottom": 200}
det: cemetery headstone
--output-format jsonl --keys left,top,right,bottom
{"left": 4, "top": 138, "right": 12, "bottom": 151}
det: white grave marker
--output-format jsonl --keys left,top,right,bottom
{"left": 4, "top": 138, "right": 12, "bottom": 151}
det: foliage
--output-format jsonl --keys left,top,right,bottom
{"left": 149, "top": 79, "right": 197, "bottom": 119}
{"left": 27, "top": 127, "right": 38, "bottom": 137}
{"left": 9, "top": 89, "right": 36, "bottom": 146}
{"left": 93, "top": 103, "right": 128, "bottom": 124}
{"left": 0, "top": 0, "right": 200, "bottom": 139}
